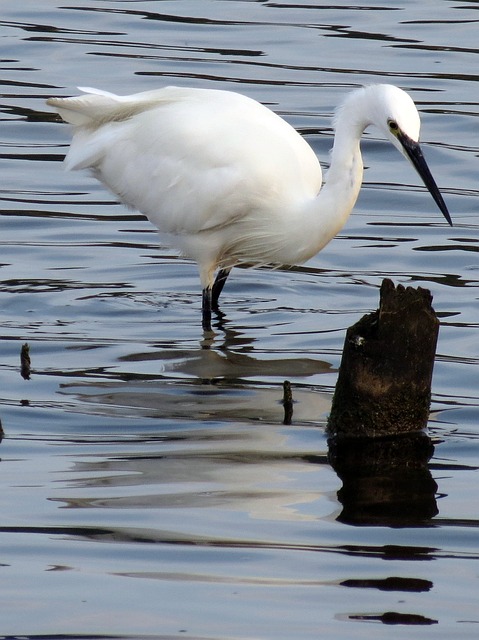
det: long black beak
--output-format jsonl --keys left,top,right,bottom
{"left": 398, "top": 132, "right": 452, "bottom": 226}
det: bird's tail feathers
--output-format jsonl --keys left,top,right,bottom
{"left": 46, "top": 88, "right": 130, "bottom": 127}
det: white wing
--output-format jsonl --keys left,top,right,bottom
{"left": 48, "top": 87, "right": 322, "bottom": 236}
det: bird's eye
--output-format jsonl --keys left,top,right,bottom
{"left": 388, "top": 120, "right": 399, "bottom": 132}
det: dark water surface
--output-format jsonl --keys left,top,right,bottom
{"left": 1, "top": 1, "right": 478, "bottom": 638}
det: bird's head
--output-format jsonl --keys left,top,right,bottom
{"left": 367, "top": 84, "right": 452, "bottom": 226}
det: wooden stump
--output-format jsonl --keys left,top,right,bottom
{"left": 328, "top": 279, "right": 439, "bottom": 439}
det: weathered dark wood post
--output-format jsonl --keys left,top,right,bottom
{"left": 328, "top": 278, "right": 439, "bottom": 439}
{"left": 327, "top": 279, "right": 440, "bottom": 525}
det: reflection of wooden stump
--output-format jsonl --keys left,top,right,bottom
{"left": 329, "top": 432, "right": 438, "bottom": 526}
{"left": 328, "top": 279, "right": 439, "bottom": 439}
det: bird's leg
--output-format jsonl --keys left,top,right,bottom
{"left": 211, "top": 268, "right": 231, "bottom": 311}
{"left": 202, "top": 287, "right": 213, "bottom": 331}
{"left": 202, "top": 268, "right": 231, "bottom": 330}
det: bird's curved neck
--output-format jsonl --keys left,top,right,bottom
{"left": 303, "top": 98, "right": 369, "bottom": 255}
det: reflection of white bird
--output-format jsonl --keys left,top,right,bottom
{"left": 47, "top": 84, "right": 451, "bottom": 331}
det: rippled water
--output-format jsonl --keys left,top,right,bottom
{"left": 1, "top": 1, "right": 478, "bottom": 638}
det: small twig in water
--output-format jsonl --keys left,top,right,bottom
{"left": 282, "top": 380, "right": 293, "bottom": 425}
{"left": 20, "top": 343, "right": 31, "bottom": 380}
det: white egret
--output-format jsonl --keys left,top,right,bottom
{"left": 47, "top": 84, "right": 451, "bottom": 331}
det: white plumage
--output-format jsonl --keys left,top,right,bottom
{"left": 47, "top": 84, "right": 451, "bottom": 330}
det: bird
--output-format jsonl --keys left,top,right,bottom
{"left": 47, "top": 83, "right": 452, "bottom": 331}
